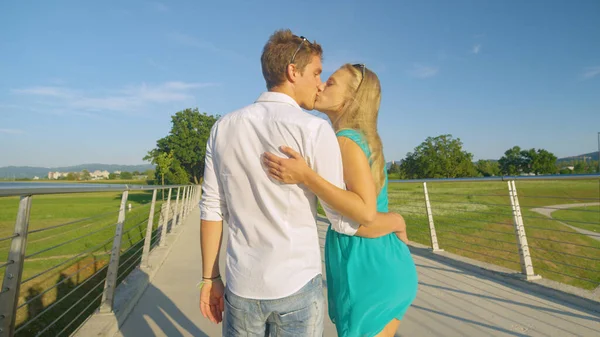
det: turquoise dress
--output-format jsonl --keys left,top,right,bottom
{"left": 325, "top": 129, "right": 418, "bottom": 337}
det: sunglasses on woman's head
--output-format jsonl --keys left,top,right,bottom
{"left": 353, "top": 64, "right": 366, "bottom": 91}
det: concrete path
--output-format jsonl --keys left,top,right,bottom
{"left": 531, "top": 202, "right": 600, "bottom": 241}
{"left": 114, "top": 208, "right": 600, "bottom": 337}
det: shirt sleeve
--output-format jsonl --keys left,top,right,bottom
{"left": 200, "top": 123, "right": 228, "bottom": 221}
{"left": 310, "top": 122, "right": 359, "bottom": 236}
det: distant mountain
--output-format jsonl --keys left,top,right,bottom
{"left": 0, "top": 163, "right": 155, "bottom": 179}
{"left": 557, "top": 152, "right": 599, "bottom": 163}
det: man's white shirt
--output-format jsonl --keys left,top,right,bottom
{"left": 200, "top": 92, "right": 358, "bottom": 300}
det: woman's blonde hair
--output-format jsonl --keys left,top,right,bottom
{"left": 332, "top": 64, "right": 385, "bottom": 192}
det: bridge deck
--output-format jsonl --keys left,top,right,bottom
{"left": 113, "top": 209, "right": 600, "bottom": 337}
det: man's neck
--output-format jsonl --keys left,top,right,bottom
{"left": 270, "top": 85, "right": 299, "bottom": 105}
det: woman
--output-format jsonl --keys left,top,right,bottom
{"left": 262, "top": 64, "right": 418, "bottom": 337}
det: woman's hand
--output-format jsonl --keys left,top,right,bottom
{"left": 262, "top": 146, "right": 311, "bottom": 184}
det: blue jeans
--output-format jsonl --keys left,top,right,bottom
{"left": 223, "top": 274, "right": 325, "bottom": 336}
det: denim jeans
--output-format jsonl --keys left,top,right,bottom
{"left": 223, "top": 274, "right": 325, "bottom": 336}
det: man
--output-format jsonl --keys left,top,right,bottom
{"left": 199, "top": 29, "right": 357, "bottom": 336}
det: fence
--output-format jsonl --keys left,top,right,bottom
{"left": 0, "top": 184, "right": 201, "bottom": 337}
{"left": 388, "top": 174, "right": 600, "bottom": 290}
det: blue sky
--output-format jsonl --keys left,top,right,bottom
{"left": 1, "top": 0, "right": 599, "bottom": 167}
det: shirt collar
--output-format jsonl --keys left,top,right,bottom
{"left": 255, "top": 92, "right": 301, "bottom": 110}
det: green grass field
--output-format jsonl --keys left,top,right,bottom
{"left": 553, "top": 204, "right": 600, "bottom": 233}
{"left": 385, "top": 179, "right": 600, "bottom": 290}
{"left": 0, "top": 189, "right": 180, "bottom": 336}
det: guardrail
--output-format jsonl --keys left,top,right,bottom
{"left": 387, "top": 174, "right": 600, "bottom": 290}
{"left": 0, "top": 184, "right": 201, "bottom": 337}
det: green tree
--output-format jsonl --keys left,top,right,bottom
{"left": 400, "top": 134, "right": 477, "bottom": 179}
{"left": 120, "top": 171, "right": 133, "bottom": 180}
{"left": 531, "top": 149, "right": 557, "bottom": 175}
{"left": 66, "top": 172, "right": 78, "bottom": 181}
{"left": 145, "top": 108, "right": 219, "bottom": 184}
{"left": 475, "top": 160, "right": 501, "bottom": 177}
{"left": 573, "top": 162, "right": 586, "bottom": 174}
{"left": 81, "top": 169, "right": 91, "bottom": 180}
{"left": 108, "top": 173, "right": 117, "bottom": 180}
{"left": 559, "top": 168, "right": 572, "bottom": 175}
{"left": 498, "top": 146, "right": 524, "bottom": 176}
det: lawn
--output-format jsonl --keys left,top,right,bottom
{"left": 552, "top": 204, "right": 600, "bottom": 233}
{"left": 386, "top": 179, "right": 600, "bottom": 290}
{"left": 0, "top": 188, "right": 183, "bottom": 336}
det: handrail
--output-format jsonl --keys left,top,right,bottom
{"left": 389, "top": 173, "right": 600, "bottom": 184}
{"left": 0, "top": 184, "right": 192, "bottom": 197}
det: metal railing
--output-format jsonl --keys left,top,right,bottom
{"left": 0, "top": 184, "right": 201, "bottom": 337}
{"left": 387, "top": 174, "right": 600, "bottom": 290}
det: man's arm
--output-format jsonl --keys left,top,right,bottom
{"left": 199, "top": 125, "right": 226, "bottom": 324}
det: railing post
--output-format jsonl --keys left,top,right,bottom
{"left": 423, "top": 182, "right": 442, "bottom": 252}
{"left": 508, "top": 181, "right": 541, "bottom": 280}
{"left": 173, "top": 187, "right": 181, "bottom": 227}
{"left": 99, "top": 190, "right": 129, "bottom": 313}
{"left": 177, "top": 186, "right": 186, "bottom": 226}
{"left": 183, "top": 186, "right": 189, "bottom": 217}
{"left": 160, "top": 188, "right": 172, "bottom": 247}
{"left": 141, "top": 189, "right": 158, "bottom": 269}
{"left": 189, "top": 186, "right": 195, "bottom": 214}
{"left": 0, "top": 195, "right": 32, "bottom": 337}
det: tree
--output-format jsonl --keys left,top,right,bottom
{"left": 120, "top": 171, "right": 133, "bottom": 180}
{"left": 573, "top": 162, "right": 586, "bottom": 174}
{"left": 388, "top": 162, "right": 401, "bottom": 175}
{"left": 475, "top": 160, "right": 501, "bottom": 177}
{"left": 499, "top": 146, "right": 557, "bottom": 176}
{"left": 498, "top": 146, "right": 523, "bottom": 176}
{"left": 81, "top": 170, "right": 91, "bottom": 180}
{"left": 531, "top": 149, "right": 557, "bottom": 175}
{"left": 132, "top": 171, "right": 140, "bottom": 176}
{"left": 400, "top": 134, "right": 477, "bottom": 179}
{"left": 108, "top": 173, "right": 117, "bottom": 180}
{"left": 66, "top": 172, "right": 78, "bottom": 181}
{"left": 145, "top": 108, "right": 219, "bottom": 184}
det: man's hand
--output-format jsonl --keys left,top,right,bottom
{"left": 200, "top": 280, "right": 225, "bottom": 324}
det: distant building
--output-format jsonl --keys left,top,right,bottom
{"left": 91, "top": 170, "right": 110, "bottom": 180}
{"left": 48, "top": 171, "right": 69, "bottom": 179}
{"left": 114, "top": 170, "right": 121, "bottom": 175}
{"left": 33, "top": 176, "right": 40, "bottom": 180}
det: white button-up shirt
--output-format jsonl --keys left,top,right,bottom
{"left": 200, "top": 92, "right": 358, "bottom": 300}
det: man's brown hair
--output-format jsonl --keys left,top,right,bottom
{"left": 260, "top": 29, "right": 323, "bottom": 90}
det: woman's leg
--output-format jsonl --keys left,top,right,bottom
{"left": 374, "top": 319, "right": 401, "bottom": 337}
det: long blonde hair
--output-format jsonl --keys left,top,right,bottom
{"left": 332, "top": 64, "right": 385, "bottom": 192}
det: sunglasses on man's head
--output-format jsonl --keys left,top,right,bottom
{"left": 353, "top": 63, "right": 366, "bottom": 91}
{"left": 290, "top": 36, "right": 309, "bottom": 64}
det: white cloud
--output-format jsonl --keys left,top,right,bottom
{"left": 0, "top": 128, "right": 24, "bottom": 134}
{"left": 11, "top": 81, "right": 219, "bottom": 114}
{"left": 471, "top": 44, "right": 482, "bottom": 54}
{"left": 581, "top": 66, "right": 600, "bottom": 80}
{"left": 409, "top": 64, "right": 439, "bottom": 78}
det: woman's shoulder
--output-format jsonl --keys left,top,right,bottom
{"left": 336, "top": 129, "right": 369, "bottom": 156}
